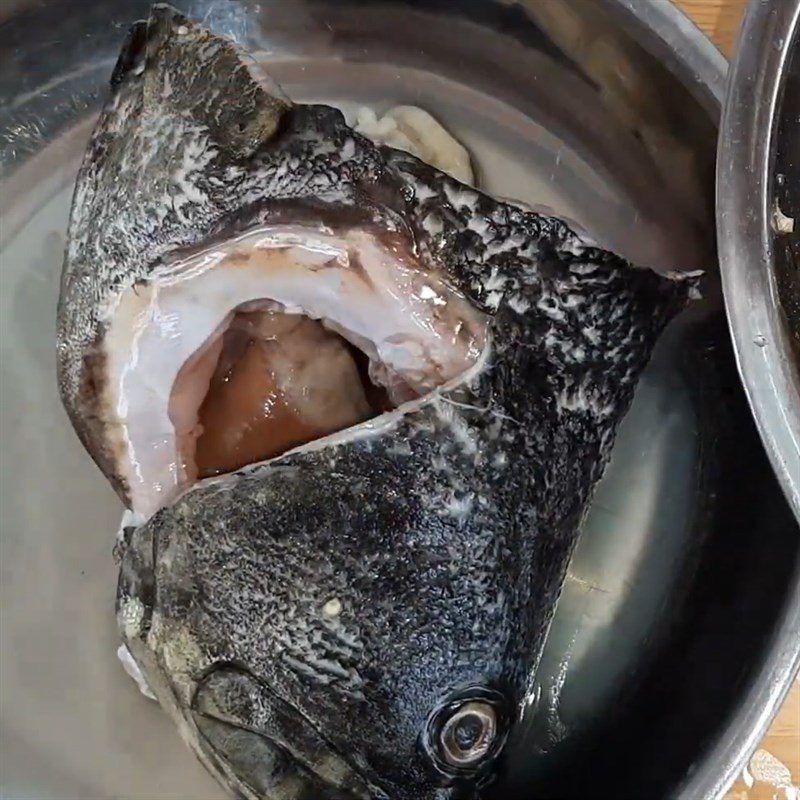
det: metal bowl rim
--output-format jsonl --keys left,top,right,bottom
{"left": 715, "top": 1, "right": 800, "bottom": 799}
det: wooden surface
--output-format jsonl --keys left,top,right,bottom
{"left": 670, "top": 6, "right": 799, "bottom": 799}
{"left": 673, "top": 0, "right": 748, "bottom": 55}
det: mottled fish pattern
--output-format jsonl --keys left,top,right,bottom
{"left": 57, "top": 4, "right": 699, "bottom": 799}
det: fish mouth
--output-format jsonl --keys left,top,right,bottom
{"left": 99, "top": 220, "right": 488, "bottom": 519}
{"left": 189, "top": 665, "right": 377, "bottom": 800}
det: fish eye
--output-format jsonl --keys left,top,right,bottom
{"left": 423, "top": 688, "right": 509, "bottom": 780}
{"left": 439, "top": 702, "right": 497, "bottom": 767}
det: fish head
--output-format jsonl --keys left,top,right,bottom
{"left": 63, "top": 7, "right": 699, "bottom": 800}
{"left": 118, "top": 451, "right": 536, "bottom": 800}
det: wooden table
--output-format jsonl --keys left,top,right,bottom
{"left": 674, "top": 0, "right": 748, "bottom": 55}
{"left": 670, "top": 4, "right": 799, "bottom": 798}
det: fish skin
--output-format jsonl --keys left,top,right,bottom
{"left": 54, "top": 4, "right": 700, "bottom": 798}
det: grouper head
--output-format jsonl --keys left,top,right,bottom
{"left": 55, "top": 5, "right": 700, "bottom": 798}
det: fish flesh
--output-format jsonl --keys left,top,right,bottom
{"left": 354, "top": 106, "right": 474, "bottom": 185}
{"left": 57, "top": 5, "right": 700, "bottom": 799}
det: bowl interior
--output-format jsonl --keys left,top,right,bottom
{"left": 0, "top": 2, "right": 797, "bottom": 799}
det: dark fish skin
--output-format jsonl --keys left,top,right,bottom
{"left": 56, "top": 4, "right": 698, "bottom": 799}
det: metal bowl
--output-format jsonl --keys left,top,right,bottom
{"left": 719, "top": 0, "right": 800, "bottom": 518}
{"left": 0, "top": 2, "right": 797, "bottom": 799}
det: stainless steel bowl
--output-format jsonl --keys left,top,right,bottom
{"left": 719, "top": 0, "right": 800, "bottom": 519}
{"left": 0, "top": 2, "right": 797, "bottom": 799}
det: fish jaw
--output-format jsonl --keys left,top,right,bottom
{"left": 115, "top": 246, "right": 697, "bottom": 800}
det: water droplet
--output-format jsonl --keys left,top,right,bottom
{"left": 754, "top": 334, "right": 767, "bottom": 348}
